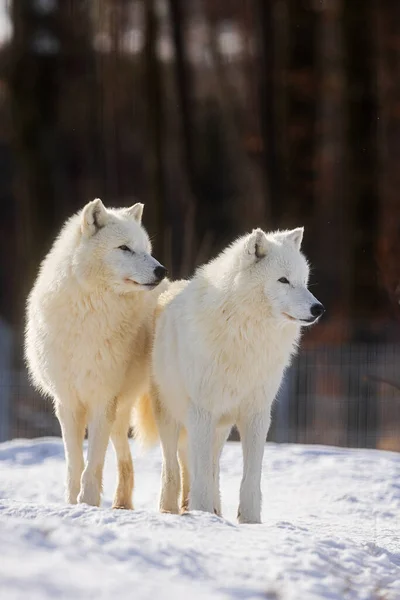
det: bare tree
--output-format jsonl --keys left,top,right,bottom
{"left": 10, "top": 0, "right": 64, "bottom": 319}
{"left": 376, "top": 0, "right": 400, "bottom": 320}
{"left": 144, "top": 0, "right": 166, "bottom": 259}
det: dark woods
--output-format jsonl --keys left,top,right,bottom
{"left": 0, "top": 0, "right": 400, "bottom": 447}
{"left": 0, "top": 0, "right": 398, "bottom": 340}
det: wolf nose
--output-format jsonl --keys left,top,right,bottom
{"left": 154, "top": 265, "right": 167, "bottom": 281}
{"left": 310, "top": 303, "right": 325, "bottom": 318}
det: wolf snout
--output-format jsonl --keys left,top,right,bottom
{"left": 154, "top": 265, "right": 168, "bottom": 282}
{"left": 310, "top": 303, "right": 325, "bottom": 318}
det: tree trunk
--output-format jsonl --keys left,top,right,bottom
{"left": 254, "top": 0, "right": 280, "bottom": 226}
{"left": 313, "top": 0, "right": 350, "bottom": 341}
{"left": 144, "top": 0, "right": 165, "bottom": 261}
{"left": 10, "top": 0, "right": 63, "bottom": 327}
{"left": 343, "top": 0, "right": 380, "bottom": 334}
{"left": 375, "top": 0, "right": 400, "bottom": 320}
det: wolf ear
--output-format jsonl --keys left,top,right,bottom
{"left": 285, "top": 227, "right": 304, "bottom": 250}
{"left": 125, "top": 203, "right": 144, "bottom": 223}
{"left": 245, "top": 228, "right": 268, "bottom": 259}
{"left": 81, "top": 198, "right": 108, "bottom": 237}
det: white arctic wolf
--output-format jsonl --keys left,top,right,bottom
{"left": 138, "top": 227, "right": 324, "bottom": 524}
{"left": 25, "top": 199, "right": 167, "bottom": 508}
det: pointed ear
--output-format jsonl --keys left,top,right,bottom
{"left": 245, "top": 228, "right": 268, "bottom": 259}
{"left": 125, "top": 203, "right": 144, "bottom": 223}
{"left": 286, "top": 227, "right": 304, "bottom": 250}
{"left": 81, "top": 199, "right": 108, "bottom": 236}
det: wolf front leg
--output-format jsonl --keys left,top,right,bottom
{"left": 56, "top": 401, "right": 87, "bottom": 504}
{"left": 236, "top": 407, "right": 271, "bottom": 524}
{"left": 177, "top": 423, "right": 227, "bottom": 515}
{"left": 78, "top": 398, "right": 117, "bottom": 507}
{"left": 187, "top": 402, "right": 216, "bottom": 514}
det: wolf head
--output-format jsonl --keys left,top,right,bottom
{"left": 72, "top": 198, "right": 167, "bottom": 293}
{"left": 236, "top": 227, "right": 324, "bottom": 326}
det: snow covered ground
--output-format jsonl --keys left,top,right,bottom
{"left": 0, "top": 438, "right": 399, "bottom": 600}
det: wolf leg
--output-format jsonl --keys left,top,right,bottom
{"left": 212, "top": 425, "right": 231, "bottom": 517}
{"left": 153, "top": 390, "right": 181, "bottom": 514}
{"left": 187, "top": 403, "right": 215, "bottom": 514}
{"left": 236, "top": 409, "right": 271, "bottom": 524}
{"left": 78, "top": 398, "right": 116, "bottom": 507}
{"left": 177, "top": 432, "right": 190, "bottom": 513}
{"left": 56, "top": 402, "right": 86, "bottom": 504}
{"left": 111, "top": 403, "right": 134, "bottom": 510}
{"left": 179, "top": 422, "right": 230, "bottom": 515}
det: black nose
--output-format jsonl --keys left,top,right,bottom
{"left": 154, "top": 265, "right": 167, "bottom": 281}
{"left": 310, "top": 303, "right": 325, "bottom": 318}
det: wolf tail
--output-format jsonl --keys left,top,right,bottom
{"left": 132, "top": 392, "right": 159, "bottom": 449}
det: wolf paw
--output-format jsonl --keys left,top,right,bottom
{"left": 78, "top": 484, "right": 101, "bottom": 507}
{"left": 237, "top": 508, "right": 261, "bottom": 524}
{"left": 65, "top": 492, "right": 79, "bottom": 505}
{"left": 160, "top": 503, "right": 180, "bottom": 514}
{"left": 112, "top": 502, "right": 134, "bottom": 510}
{"left": 189, "top": 491, "right": 214, "bottom": 514}
{"left": 112, "top": 491, "right": 133, "bottom": 510}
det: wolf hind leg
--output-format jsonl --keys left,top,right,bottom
{"left": 111, "top": 402, "right": 134, "bottom": 510}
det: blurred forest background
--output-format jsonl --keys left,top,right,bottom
{"left": 0, "top": 0, "right": 399, "bottom": 450}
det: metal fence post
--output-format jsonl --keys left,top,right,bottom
{"left": 0, "top": 318, "right": 13, "bottom": 442}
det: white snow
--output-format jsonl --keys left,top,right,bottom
{"left": 0, "top": 438, "right": 399, "bottom": 600}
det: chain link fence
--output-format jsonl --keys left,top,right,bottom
{"left": 1, "top": 343, "right": 399, "bottom": 451}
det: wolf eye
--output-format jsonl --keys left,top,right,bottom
{"left": 119, "top": 245, "right": 132, "bottom": 253}
{"left": 278, "top": 277, "right": 290, "bottom": 284}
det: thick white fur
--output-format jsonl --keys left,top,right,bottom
{"left": 149, "top": 227, "right": 323, "bottom": 523}
{"left": 25, "top": 199, "right": 168, "bottom": 508}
